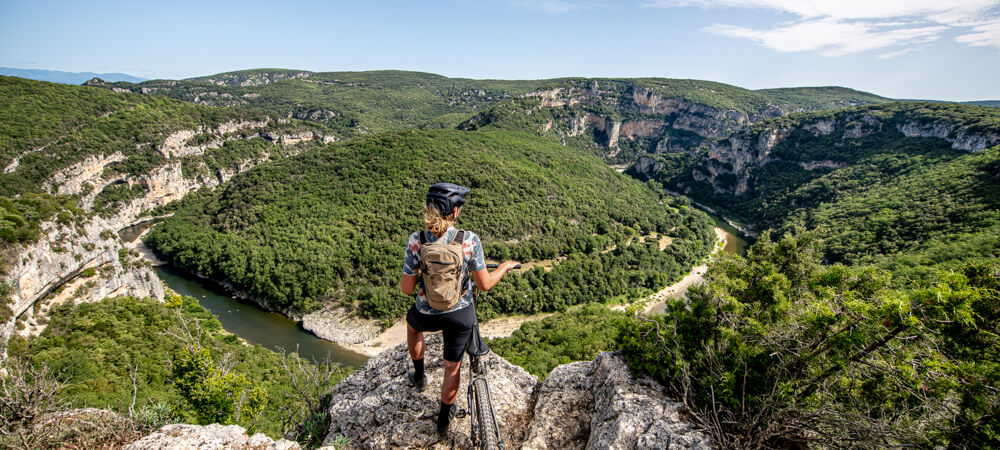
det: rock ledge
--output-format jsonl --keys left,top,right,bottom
{"left": 323, "top": 335, "right": 711, "bottom": 449}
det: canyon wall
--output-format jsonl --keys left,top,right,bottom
{"left": 1, "top": 119, "right": 335, "bottom": 356}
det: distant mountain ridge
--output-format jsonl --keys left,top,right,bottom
{"left": 0, "top": 67, "right": 146, "bottom": 85}
{"left": 898, "top": 98, "right": 1000, "bottom": 108}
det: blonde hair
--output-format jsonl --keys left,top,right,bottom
{"left": 424, "top": 205, "right": 455, "bottom": 238}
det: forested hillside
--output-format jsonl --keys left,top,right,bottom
{"left": 644, "top": 102, "right": 1000, "bottom": 279}
{"left": 144, "top": 129, "right": 717, "bottom": 319}
{"left": 89, "top": 70, "right": 889, "bottom": 154}
{"left": 87, "top": 70, "right": 552, "bottom": 139}
{"left": 0, "top": 76, "right": 330, "bottom": 245}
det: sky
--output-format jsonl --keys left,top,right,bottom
{"left": 1, "top": 0, "right": 998, "bottom": 101}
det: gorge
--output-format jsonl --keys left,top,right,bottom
{"left": 2, "top": 71, "right": 998, "bottom": 449}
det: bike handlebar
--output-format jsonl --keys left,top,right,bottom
{"left": 486, "top": 263, "right": 522, "bottom": 269}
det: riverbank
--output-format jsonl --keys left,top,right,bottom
{"left": 336, "top": 311, "right": 556, "bottom": 357}
{"left": 635, "top": 227, "right": 728, "bottom": 315}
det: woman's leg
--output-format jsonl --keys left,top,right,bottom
{"left": 407, "top": 323, "right": 425, "bottom": 361}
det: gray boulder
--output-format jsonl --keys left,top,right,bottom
{"left": 522, "top": 352, "right": 711, "bottom": 449}
{"left": 323, "top": 333, "right": 537, "bottom": 449}
{"left": 124, "top": 423, "right": 299, "bottom": 449}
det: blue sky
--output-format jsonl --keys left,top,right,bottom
{"left": 1, "top": 0, "right": 998, "bottom": 100}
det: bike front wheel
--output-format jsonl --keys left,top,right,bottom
{"left": 472, "top": 377, "right": 502, "bottom": 450}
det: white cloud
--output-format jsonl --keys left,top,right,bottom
{"left": 644, "top": 0, "right": 996, "bottom": 23}
{"left": 706, "top": 20, "right": 945, "bottom": 56}
{"left": 645, "top": 0, "right": 1000, "bottom": 55}
{"left": 956, "top": 20, "right": 1000, "bottom": 47}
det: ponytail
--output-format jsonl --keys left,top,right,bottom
{"left": 424, "top": 205, "right": 454, "bottom": 238}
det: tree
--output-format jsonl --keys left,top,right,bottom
{"left": 166, "top": 308, "right": 266, "bottom": 433}
{"left": 618, "top": 229, "right": 1000, "bottom": 448}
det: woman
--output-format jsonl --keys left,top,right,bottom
{"left": 400, "top": 182, "right": 518, "bottom": 434}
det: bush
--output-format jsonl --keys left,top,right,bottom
{"left": 618, "top": 231, "right": 1000, "bottom": 448}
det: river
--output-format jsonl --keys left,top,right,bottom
{"left": 125, "top": 222, "right": 369, "bottom": 368}
{"left": 709, "top": 213, "right": 749, "bottom": 256}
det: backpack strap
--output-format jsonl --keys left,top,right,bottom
{"left": 418, "top": 231, "right": 428, "bottom": 245}
{"left": 452, "top": 230, "right": 469, "bottom": 288}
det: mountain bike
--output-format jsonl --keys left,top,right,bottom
{"left": 454, "top": 263, "right": 517, "bottom": 450}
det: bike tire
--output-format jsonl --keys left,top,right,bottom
{"left": 472, "top": 377, "right": 501, "bottom": 450}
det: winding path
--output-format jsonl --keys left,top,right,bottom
{"left": 341, "top": 227, "right": 728, "bottom": 357}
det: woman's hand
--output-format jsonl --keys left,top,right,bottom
{"left": 472, "top": 260, "right": 519, "bottom": 291}
{"left": 497, "top": 260, "right": 520, "bottom": 272}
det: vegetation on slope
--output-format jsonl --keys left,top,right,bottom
{"left": 618, "top": 232, "right": 999, "bottom": 448}
{"left": 669, "top": 102, "right": 1000, "bottom": 278}
{"left": 1, "top": 76, "right": 252, "bottom": 196}
{"left": 489, "top": 304, "right": 625, "bottom": 378}
{"left": 0, "top": 76, "right": 333, "bottom": 244}
{"left": 90, "top": 70, "right": 555, "bottom": 139}
{"left": 144, "top": 129, "right": 716, "bottom": 319}
{"left": 6, "top": 295, "right": 349, "bottom": 442}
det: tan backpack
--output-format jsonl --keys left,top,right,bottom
{"left": 418, "top": 230, "right": 467, "bottom": 311}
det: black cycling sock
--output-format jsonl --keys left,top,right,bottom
{"left": 412, "top": 358, "right": 425, "bottom": 380}
{"left": 437, "top": 401, "right": 453, "bottom": 429}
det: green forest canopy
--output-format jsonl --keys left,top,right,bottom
{"left": 144, "top": 128, "right": 716, "bottom": 319}
{"left": 7, "top": 295, "right": 348, "bottom": 440}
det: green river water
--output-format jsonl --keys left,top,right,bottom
{"left": 122, "top": 222, "right": 369, "bottom": 368}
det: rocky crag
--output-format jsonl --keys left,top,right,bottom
{"left": 1, "top": 119, "right": 335, "bottom": 358}
{"left": 465, "top": 80, "right": 886, "bottom": 167}
{"left": 322, "top": 334, "right": 710, "bottom": 449}
{"left": 642, "top": 105, "right": 1000, "bottom": 200}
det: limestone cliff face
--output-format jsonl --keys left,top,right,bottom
{"left": 1, "top": 119, "right": 334, "bottom": 355}
{"left": 522, "top": 83, "right": 770, "bottom": 160}
{"left": 322, "top": 335, "right": 710, "bottom": 449}
{"left": 897, "top": 121, "right": 1000, "bottom": 152}
{"left": 655, "top": 112, "right": 1000, "bottom": 197}
{"left": 1, "top": 213, "right": 164, "bottom": 347}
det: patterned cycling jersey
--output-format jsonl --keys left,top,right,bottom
{"left": 403, "top": 227, "right": 486, "bottom": 314}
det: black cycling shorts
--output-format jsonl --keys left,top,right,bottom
{"left": 405, "top": 304, "right": 476, "bottom": 363}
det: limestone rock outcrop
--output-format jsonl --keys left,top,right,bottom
{"left": 125, "top": 424, "right": 300, "bottom": 450}
{"left": 322, "top": 335, "right": 710, "bottom": 449}
{"left": 682, "top": 112, "right": 1000, "bottom": 197}
{"left": 897, "top": 121, "right": 1000, "bottom": 152}
{"left": 522, "top": 352, "right": 711, "bottom": 450}
{"left": 324, "top": 334, "right": 537, "bottom": 449}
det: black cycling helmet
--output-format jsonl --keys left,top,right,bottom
{"left": 426, "top": 182, "right": 470, "bottom": 217}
